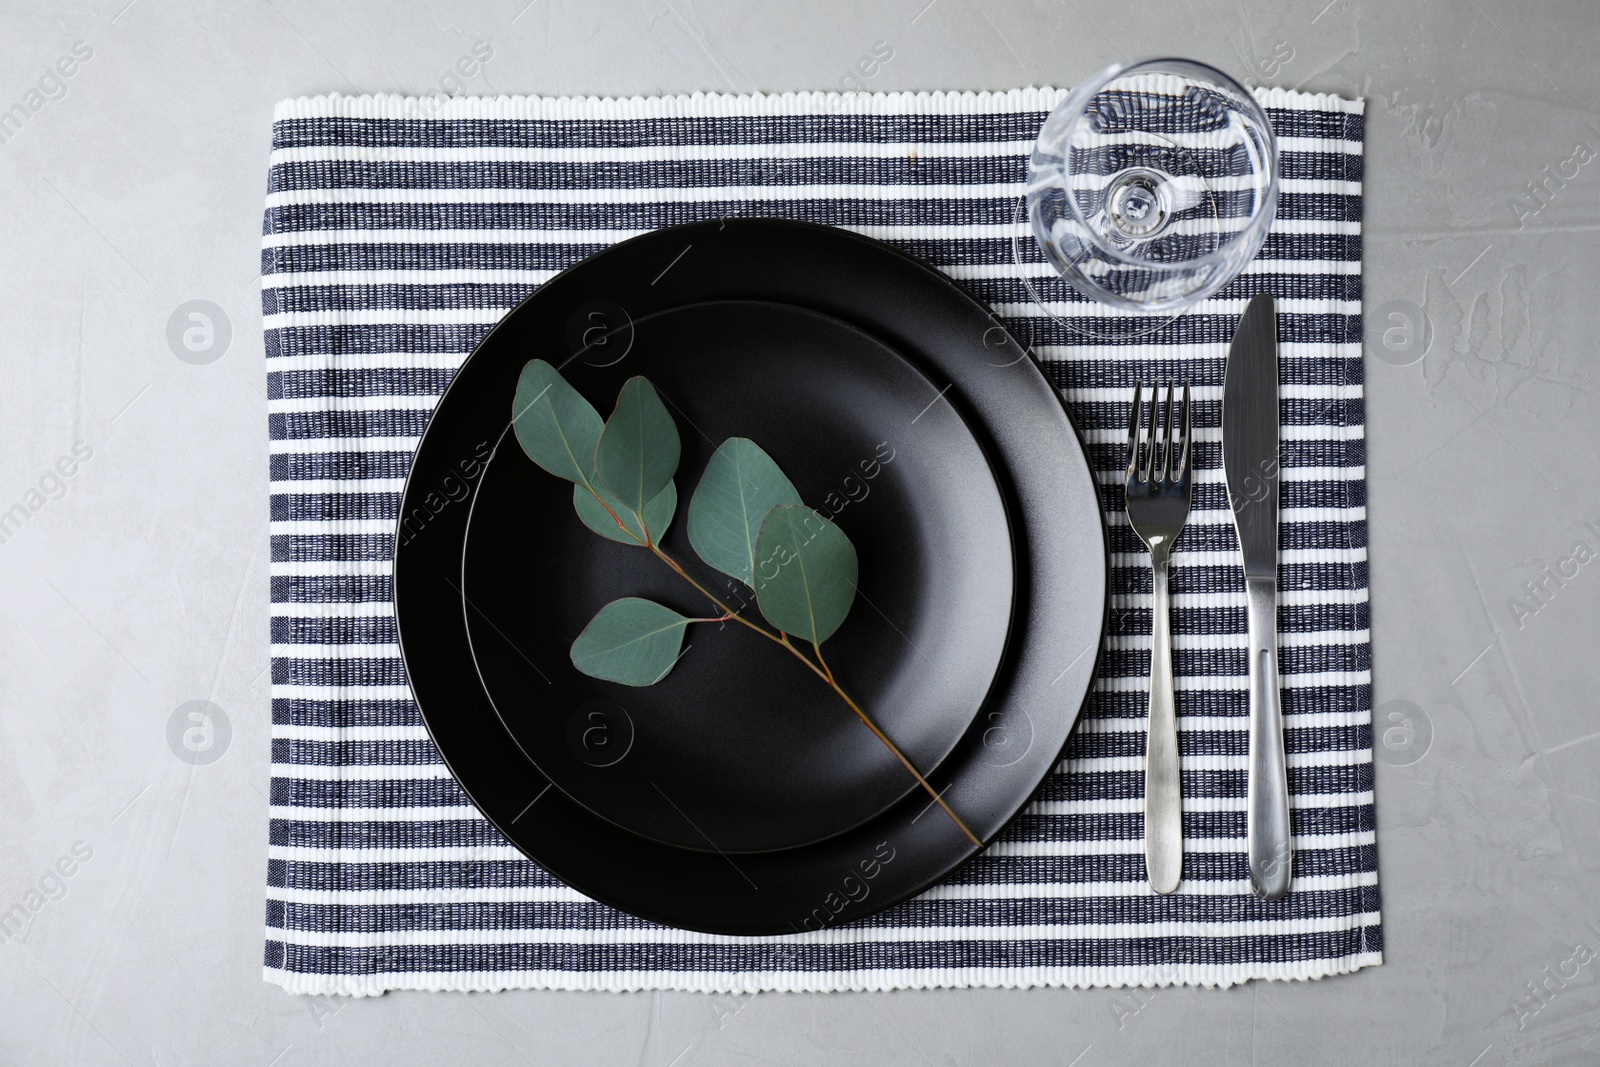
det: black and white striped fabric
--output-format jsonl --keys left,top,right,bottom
{"left": 263, "top": 87, "right": 1379, "bottom": 995}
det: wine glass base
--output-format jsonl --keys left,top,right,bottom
{"left": 1008, "top": 197, "right": 1181, "bottom": 343}
{"left": 1104, "top": 168, "right": 1173, "bottom": 242}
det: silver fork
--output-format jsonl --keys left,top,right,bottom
{"left": 1124, "top": 380, "right": 1192, "bottom": 895}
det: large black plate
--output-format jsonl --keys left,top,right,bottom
{"left": 461, "top": 300, "right": 1016, "bottom": 854}
{"left": 394, "top": 219, "right": 1107, "bottom": 936}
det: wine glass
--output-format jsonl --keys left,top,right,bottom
{"left": 1019, "top": 58, "right": 1277, "bottom": 337}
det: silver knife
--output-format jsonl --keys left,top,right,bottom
{"left": 1223, "top": 293, "right": 1293, "bottom": 900}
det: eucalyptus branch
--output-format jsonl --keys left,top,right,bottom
{"left": 641, "top": 508, "right": 982, "bottom": 849}
{"left": 591, "top": 491, "right": 644, "bottom": 545}
{"left": 814, "top": 643, "right": 981, "bottom": 847}
{"left": 648, "top": 544, "right": 786, "bottom": 645}
{"left": 517, "top": 362, "right": 982, "bottom": 850}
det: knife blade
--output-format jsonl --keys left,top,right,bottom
{"left": 1223, "top": 293, "right": 1293, "bottom": 900}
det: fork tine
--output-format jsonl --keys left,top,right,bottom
{"left": 1126, "top": 380, "right": 1143, "bottom": 480}
{"left": 1177, "top": 380, "right": 1192, "bottom": 476}
{"left": 1141, "top": 378, "right": 1158, "bottom": 482}
{"left": 1160, "top": 379, "right": 1176, "bottom": 481}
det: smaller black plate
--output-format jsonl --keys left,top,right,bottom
{"left": 460, "top": 301, "right": 1016, "bottom": 854}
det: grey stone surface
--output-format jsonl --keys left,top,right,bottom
{"left": 1, "top": 0, "right": 1597, "bottom": 1063}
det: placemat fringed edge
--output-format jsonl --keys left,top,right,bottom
{"left": 270, "top": 86, "right": 1364, "bottom": 121}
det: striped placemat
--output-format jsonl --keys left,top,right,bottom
{"left": 262, "top": 86, "right": 1380, "bottom": 995}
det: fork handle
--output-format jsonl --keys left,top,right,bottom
{"left": 1144, "top": 547, "right": 1182, "bottom": 895}
{"left": 1245, "top": 575, "right": 1293, "bottom": 899}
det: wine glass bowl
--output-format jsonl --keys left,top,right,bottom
{"left": 1025, "top": 58, "right": 1278, "bottom": 320}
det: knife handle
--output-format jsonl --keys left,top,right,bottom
{"left": 1144, "top": 548, "right": 1182, "bottom": 894}
{"left": 1245, "top": 575, "right": 1293, "bottom": 899}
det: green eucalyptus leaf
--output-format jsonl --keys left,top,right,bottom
{"left": 512, "top": 359, "right": 603, "bottom": 487}
{"left": 569, "top": 597, "right": 693, "bottom": 686}
{"left": 752, "top": 504, "right": 858, "bottom": 646}
{"left": 686, "top": 437, "right": 803, "bottom": 586}
{"left": 573, "top": 480, "right": 677, "bottom": 545}
{"left": 595, "top": 377, "right": 680, "bottom": 516}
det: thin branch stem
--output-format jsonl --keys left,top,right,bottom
{"left": 813, "top": 644, "right": 982, "bottom": 848}
{"left": 583, "top": 480, "right": 980, "bottom": 848}
{"left": 648, "top": 544, "right": 788, "bottom": 646}
{"left": 643, "top": 530, "right": 983, "bottom": 849}
{"left": 584, "top": 483, "right": 648, "bottom": 547}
